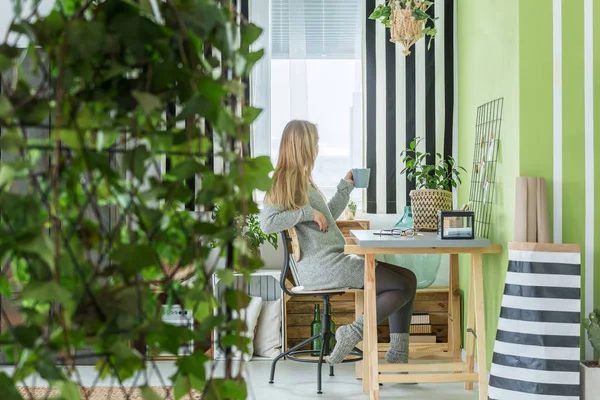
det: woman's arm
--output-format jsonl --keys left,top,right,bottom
{"left": 327, "top": 179, "right": 354, "bottom": 220}
{"left": 260, "top": 203, "right": 315, "bottom": 234}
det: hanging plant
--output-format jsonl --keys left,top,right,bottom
{"left": 369, "top": 0, "right": 437, "bottom": 56}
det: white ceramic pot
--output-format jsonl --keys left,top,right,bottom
{"left": 581, "top": 361, "right": 600, "bottom": 399}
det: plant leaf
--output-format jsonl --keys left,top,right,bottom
{"left": 132, "top": 91, "right": 162, "bottom": 116}
{"left": 0, "top": 95, "right": 13, "bottom": 118}
{"left": 241, "top": 23, "right": 262, "bottom": 49}
{"left": 0, "top": 372, "right": 23, "bottom": 400}
{"left": 18, "top": 233, "right": 55, "bottom": 270}
{"left": 21, "top": 282, "right": 74, "bottom": 312}
{"left": 0, "top": 163, "right": 15, "bottom": 190}
{"left": 111, "top": 244, "right": 157, "bottom": 278}
{"left": 141, "top": 386, "right": 162, "bottom": 400}
{"left": 176, "top": 351, "right": 208, "bottom": 380}
{"left": 35, "top": 354, "right": 65, "bottom": 381}
{"left": 57, "top": 380, "right": 81, "bottom": 400}
{"left": 174, "top": 373, "right": 205, "bottom": 400}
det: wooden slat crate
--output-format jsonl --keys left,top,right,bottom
{"left": 285, "top": 287, "right": 450, "bottom": 350}
{"left": 336, "top": 219, "right": 370, "bottom": 242}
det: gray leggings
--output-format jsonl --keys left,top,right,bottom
{"left": 371, "top": 261, "right": 417, "bottom": 333}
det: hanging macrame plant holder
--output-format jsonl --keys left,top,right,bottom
{"left": 390, "top": 1, "right": 427, "bottom": 56}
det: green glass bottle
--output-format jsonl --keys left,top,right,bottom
{"left": 311, "top": 304, "right": 322, "bottom": 356}
{"left": 328, "top": 304, "right": 336, "bottom": 351}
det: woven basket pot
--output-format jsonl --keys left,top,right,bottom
{"left": 390, "top": 5, "right": 426, "bottom": 55}
{"left": 410, "top": 189, "right": 452, "bottom": 231}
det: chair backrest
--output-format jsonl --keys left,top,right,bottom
{"left": 279, "top": 230, "right": 302, "bottom": 297}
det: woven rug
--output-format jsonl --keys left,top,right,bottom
{"left": 17, "top": 387, "right": 201, "bottom": 399}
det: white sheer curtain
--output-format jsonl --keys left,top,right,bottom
{"left": 251, "top": 0, "right": 363, "bottom": 203}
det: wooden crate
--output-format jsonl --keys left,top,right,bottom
{"left": 284, "top": 287, "right": 450, "bottom": 350}
{"left": 336, "top": 219, "right": 370, "bottom": 242}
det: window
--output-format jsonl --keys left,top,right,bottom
{"left": 251, "top": 0, "right": 364, "bottom": 205}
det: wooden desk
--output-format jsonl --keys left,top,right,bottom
{"left": 345, "top": 230, "right": 501, "bottom": 400}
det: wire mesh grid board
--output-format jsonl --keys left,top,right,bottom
{"left": 468, "top": 98, "right": 503, "bottom": 239}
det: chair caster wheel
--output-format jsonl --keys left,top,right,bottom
{"left": 269, "top": 381, "right": 274, "bottom": 384}
{"left": 317, "top": 391, "right": 323, "bottom": 395}
{"left": 379, "top": 383, "right": 383, "bottom": 386}
{"left": 329, "top": 373, "right": 334, "bottom": 377}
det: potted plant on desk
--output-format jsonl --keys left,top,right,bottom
{"left": 582, "top": 309, "right": 600, "bottom": 399}
{"left": 401, "top": 137, "right": 466, "bottom": 231}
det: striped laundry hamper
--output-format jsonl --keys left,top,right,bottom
{"left": 489, "top": 242, "right": 581, "bottom": 400}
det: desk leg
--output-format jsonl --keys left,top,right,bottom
{"left": 362, "top": 300, "right": 370, "bottom": 392}
{"left": 355, "top": 290, "right": 364, "bottom": 380}
{"left": 448, "top": 254, "right": 461, "bottom": 360}
{"left": 464, "top": 266, "right": 476, "bottom": 390}
{"left": 472, "top": 253, "right": 488, "bottom": 400}
{"left": 364, "top": 254, "right": 379, "bottom": 400}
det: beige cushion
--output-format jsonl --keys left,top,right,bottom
{"left": 253, "top": 298, "right": 282, "bottom": 358}
{"left": 231, "top": 296, "right": 263, "bottom": 361}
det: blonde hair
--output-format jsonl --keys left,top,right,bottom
{"left": 266, "top": 120, "right": 319, "bottom": 210}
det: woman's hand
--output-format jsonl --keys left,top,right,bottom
{"left": 313, "top": 209, "right": 328, "bottom": 232}
{"left": 344, "top": 170, "right": 354, "bottom": 185}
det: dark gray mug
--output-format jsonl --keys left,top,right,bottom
{"left": 352, "top": 168, "right": 371, "bottom": 188}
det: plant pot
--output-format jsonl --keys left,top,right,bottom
{"left": 343, "top": 207, "right": 356, "bottom": 220}
{"left": 390, "top": 1, "right": 426, "bottom": 55}
{"left": 409, "top": 189, "right": 452, "bottom": 231}
{"left": 581, "top": 361, "right": 600, "bottom": 399}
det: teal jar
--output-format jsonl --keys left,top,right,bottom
{"left": 383, "top": 206, "right": 442, "bottom": 289}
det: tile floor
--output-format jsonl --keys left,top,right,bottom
{"left": 4, "top": 360, "right": 479, "bottom": 399}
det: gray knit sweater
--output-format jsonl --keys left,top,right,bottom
{"left": 260, "top": 179, "right": 364, "bottom": 290}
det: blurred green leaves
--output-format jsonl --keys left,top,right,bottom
{"left": 1, "top": 0, "right": 266, "bottom": 397}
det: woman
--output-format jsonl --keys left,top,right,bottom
{"left": 260, "top": 120, "right": 417, "bottom": 365}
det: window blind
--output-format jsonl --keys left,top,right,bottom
{"left": 271, "top": 0, "right": 361, "bottom": 59}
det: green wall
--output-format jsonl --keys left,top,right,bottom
{"left": 518, "top": 1, "right": 553, "bottom": 218}
{"left": 518, "top": 0, "right": 599, "bottom": 355}
{"left": 456, "top": 0, "right": 520, "bottom": 365}
{"left": 458, "top": 0, "right": 600, "bottom": 366}
{"left": 595, "top": 0, "right": 600, "bottom": 320}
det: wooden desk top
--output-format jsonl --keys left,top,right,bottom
{"left": 346, "top": 230, "right": 502, "bottom": 255}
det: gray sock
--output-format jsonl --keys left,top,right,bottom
{"left": 385, "top": 333, "right": 409, "bottom": 364}
{"left": 325, "top": 315, "right": 363, "bottom": 365}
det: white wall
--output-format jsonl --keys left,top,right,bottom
{"left": 0, "top": 1, "right": 54, "bottom": 47}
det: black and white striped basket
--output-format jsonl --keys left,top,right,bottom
{"left": 489, "top": 242, "right": 581, "bottom": 400}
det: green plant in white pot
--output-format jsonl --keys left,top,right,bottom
{"left": 581, "top": 309, "right": 600, "bottom": 399}
{"left": 401, "top": 137, "right": 466, "bottom": 231}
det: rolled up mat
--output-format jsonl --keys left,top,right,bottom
{"left": 526, "top": 177, "right": 538, "bottom": 242}
{"left": 513, "top": 177, "right": 551, "bottom": 243}
{"left": 514, "top": 177, "right": 528, "bottom": 242}
{"left": 536, "top": 178, "right": 551, "bottom": 243}
{"left": 488, "top": 242, "right": 581, "bottom": 400}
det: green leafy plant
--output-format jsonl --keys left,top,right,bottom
{"left": 369, "top": 0, "right": 437, "bottom": 48}
{"left": 583, "top": 309, "right": 600, "bottom": 364}
{"left": 245, "top": 213, "right": 278, "bottom": 254}
{"left": 212, "top": 207, "right": 277, "bottom": 256}
{"left": 401, "top": 137, "right": 466, "bottom": 191}
{"left": 0, "top": 0, "right": 272, "bottom": 398}
{"left": 348, "top": 200, "right": 357, "bottom": 216}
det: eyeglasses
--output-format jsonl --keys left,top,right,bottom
{"left": 374, "top": 228, "right": 416, "bottom": 237}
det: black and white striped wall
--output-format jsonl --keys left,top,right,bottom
{"left": 364, "top": 0, "right": 456, "bottom": 214}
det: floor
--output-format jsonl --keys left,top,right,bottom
{"left": 4, "top": 360, "right": 479, "bottom": 400}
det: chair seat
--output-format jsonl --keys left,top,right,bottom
{"left": 291, "top": 287, "right": 364, "bottom": 295}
